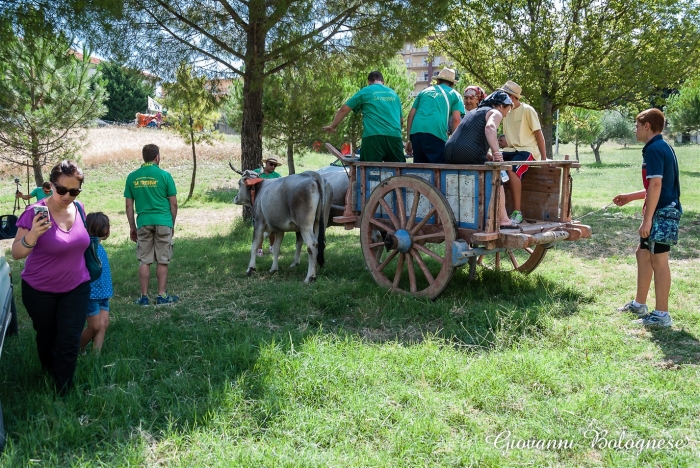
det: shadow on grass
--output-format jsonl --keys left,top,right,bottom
{"left": 680, "top": 170, "right": 700, "bottom": 178}
{"left": 582, "top": 162, "right": 635, "bottom": 169}
{"left": 649, "top": 327, "right": 700, "bottom": 366}
{"left": 559, "top": 206, "right": 700, "bottom": 261}
{"left": 0, "top": 225, "right": 592, "bottom": 464}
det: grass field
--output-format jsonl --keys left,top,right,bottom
{"left": 0, "top": 128, "right": 698, "bottom": 467}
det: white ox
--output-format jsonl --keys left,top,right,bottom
{"left": 231, "top": 165, "right": 332, "bottom": 283}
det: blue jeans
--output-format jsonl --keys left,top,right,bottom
{"left": 411, "top": 133, "right": 447, "bottom": 164}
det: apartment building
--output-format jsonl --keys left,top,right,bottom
{"left": 399, "top": 43, "right": 454, "bottom": 97}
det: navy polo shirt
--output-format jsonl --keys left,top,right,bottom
{"left": 642, "top": 134, "right": 681, "bottom": 213}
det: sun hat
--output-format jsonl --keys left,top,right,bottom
{"left": 433, "top": 67, "right": 457, "bottom": 84}
{"left": 500, "top": 80, "right": 522, "bottom": 99}
{"left": 262, "top": 155, "right": 283, "bottom": 166}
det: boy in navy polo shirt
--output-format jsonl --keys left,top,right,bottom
{"left": 613, "top": 108, "right": 681, "bottom": 328}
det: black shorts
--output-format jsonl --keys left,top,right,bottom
{"left": 640, "top": 237, "right": 671, "bottom": 254}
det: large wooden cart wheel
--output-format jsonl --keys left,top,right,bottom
{"left": 476, "top": 244, "right": 549, "bottom": 274}
{"left": 360, "top": 176, "right": 457, "bottom": 299}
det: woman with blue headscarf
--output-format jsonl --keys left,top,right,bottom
{"left": 444, "top": 90, "right": 513, "bottom": 164}
{"left": 444, "top": 91, "right": 520, "bottom": 228}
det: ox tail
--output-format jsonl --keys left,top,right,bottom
{"left": 315, "top": 176, "right": 327, "bottom": 268}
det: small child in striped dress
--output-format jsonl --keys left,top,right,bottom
{"left": 80, "top": 212, "right": 113, "bottom": 353}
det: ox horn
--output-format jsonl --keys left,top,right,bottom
{"left": 228, "top": 161, "right": 243, "bottom": 175}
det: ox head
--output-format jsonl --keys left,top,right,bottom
{"left": 230, "top": 162, "right": 259, "bottom": 206}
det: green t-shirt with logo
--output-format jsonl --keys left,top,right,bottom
{"left": 254, "top": 168, "right": 282, "bottom": 179}
{"left": 30, "top": 186, "right": 51, "bottom": 200}
{"left": 409, "top": 84, "right": 465, "bottom": 141}
{"left": 124, "top": 162, "right": 177, "bottom": 228}
{"left": 345, "top": 83, "right": 403, "bottom": 139}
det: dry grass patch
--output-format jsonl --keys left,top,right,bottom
{"left": 81, "top": 127, "right": 242, "bottom": 167}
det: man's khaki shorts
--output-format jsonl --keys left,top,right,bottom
{"left": 136, "top": 225, "right": 173, "bottom": 265}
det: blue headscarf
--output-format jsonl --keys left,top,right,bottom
{"left": 478, "top": 90, "right": 513, "bottom": 108}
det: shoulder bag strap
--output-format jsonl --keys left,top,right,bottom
{"left": 74, "top": 201, "right": 87, "bottom": 228}
{"left": 436, "top": 84, "right": 451, "bottom": 127}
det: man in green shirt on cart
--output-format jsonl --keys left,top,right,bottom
{"left": 323, "top": 71, "right": 405, "bottom": 163}
{"left": 124, "top": 144, "right": 179, "bottom": 306}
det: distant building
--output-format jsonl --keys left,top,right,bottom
{"left": 399, "top": 43, "right": 454, "bottom": 97}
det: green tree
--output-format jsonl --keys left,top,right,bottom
{"left": 224, "top": 54, "right": 415, "bottom": 173}
{"left": 0, "top": 6, "right": 107, "bottom": 185}
{"left": 435, "top": 0, "right": 700, "bottom": 159}
{"left": 559, "top": 108, "right": 602, "bottom": 161}
{"left": 72, "top": 0, "right": 450, "bottom": 189}
{"left": 163, "top": 62, "right": 222, "bottom": 201}
{"left": 100, "top": 61, "right": 155, "bottom": 122}
{"left": 666, "top": 75, "right": 700, "bottom": 137}
{"left": 589, "top": 110, "right": 634, "bottom": 164}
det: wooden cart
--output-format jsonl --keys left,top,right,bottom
{"left": 326, "top": 144, "right": 591, "bottom": 299}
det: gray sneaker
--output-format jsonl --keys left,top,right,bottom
{"left": 636, "top": 311, "right": 673, "bottom": 328}
{"left": 616, "top": 301, "right": 648, "bottom": 317}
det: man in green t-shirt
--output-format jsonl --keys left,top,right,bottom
{"left": 253, "top": 156, "right": 283, "bottom": 179}
{"left": 323, "top": 71, "right": 405, "bottom": 163}
{"left": 124, "top": 144, "right": 179, "bottom": 306}
{"left": 405, "top": 67, "right": 465, "bottom": 164}
{"left": 16, "top": 182, "right": 52, "bottom": 201}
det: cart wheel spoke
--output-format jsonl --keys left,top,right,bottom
{"left": 394, "top": 188, "right": 406, "bottom": 229}
{"left": 410, "top": 206, "right": 438, "bottom": 235}
{"left": 377, "top": 249, "right": 399, "bottom": 272}
{"left": 369, "top": 217, "right": 394, "bottom": 234}
{"left": 393, "top": 253, "right": 406, "bottom": 288}
{"left": 411, "top": 250, "right": 435, "bottom": 284}
{"left": 406, "top": 252, "right": 417, "bottom": 293}
{"left": 406, "top": 190, "right": 420, "bottom": 231}
{"left": 378, "top": 197, "right": 401, "bottom": 230}
{"left": 413, "top": 242, "right": 444, "bottom": 263}
{"left": 507, "top": 250, "right": 519, "bottom": 269}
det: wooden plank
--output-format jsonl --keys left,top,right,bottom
{"left": 560, "top": 227, "right": 582, "bottom": 241}
{"left": 566, "top": 223, "right": 592, "bottom": 238}
{"left": 560, "top": 166, "right": 571, "bottom": 222}
{"left": 520, "top": 167, "right": 561, "bottom": 193}
{"left": 498, "top": 233, "right": 531, "bottom": 249}
{"left": 471, "top": 232, "right": 500, "bottom": 243}
{"left": 517, "top": 191, "right": 560, "bottom": 221}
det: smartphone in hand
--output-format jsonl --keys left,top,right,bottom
{"left": 33, "top": 205, "right": 50, "bottom": 225}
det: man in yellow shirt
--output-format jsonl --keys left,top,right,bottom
{"left": 499, "top": 80, "right": 547, "bottom": 224}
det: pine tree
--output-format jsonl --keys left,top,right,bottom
{"left": 101, "top": 62, "right": 154, "bottom": 122}
{"left": 0, "top": 6, "right": 107, "bottom": 185}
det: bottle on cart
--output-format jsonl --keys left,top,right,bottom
{"left": 500, "top": 170, "right": 509, "bottom": 183}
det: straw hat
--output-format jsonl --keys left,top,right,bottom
{"left": 262, "top": 155, "right": 283, "bottom": 166}
{"left": 433, "top": 67, "right": 457, "bottom": 84}
{"left": 500, "top": 80, "right": 522, "bottom": 99}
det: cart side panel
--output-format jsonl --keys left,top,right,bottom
{"left": 400, "top": 168, "right": 436, "bottom": 224}
{"left": 357, "top": 167, "right": 397, "bottom": 218}
{"left": 440, "top": 170, "right": 481, "bottom": 229}
{"left": 505, "top": 166, "right": 561, "bottom": 221}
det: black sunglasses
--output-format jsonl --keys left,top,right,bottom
{"left": 52, "top": 182, "right": 82, "bottom": 197}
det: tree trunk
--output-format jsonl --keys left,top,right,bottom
{"left": 591, "top": 143, "right": 602, "bottom": 164}
{"left": 539, "top": 97, "right": 554, "bottom": 160}
{"left": 31, "top": 132, "right": 44, "bottom": 186}
{"left": 187, "top": 119, "right": 196, "bottom": 201}
{"left": 286, "top": 139, "right": 295, "bottom": 175}
{"left": 240, "top": 16, "right": 267, "bottom": 220}
{"left": 574, "top": 135, "right": 580, "bottom": 161}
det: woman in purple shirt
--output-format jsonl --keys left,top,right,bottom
{"left": 12, "top": 161, "right": 91, "bottom": 395}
